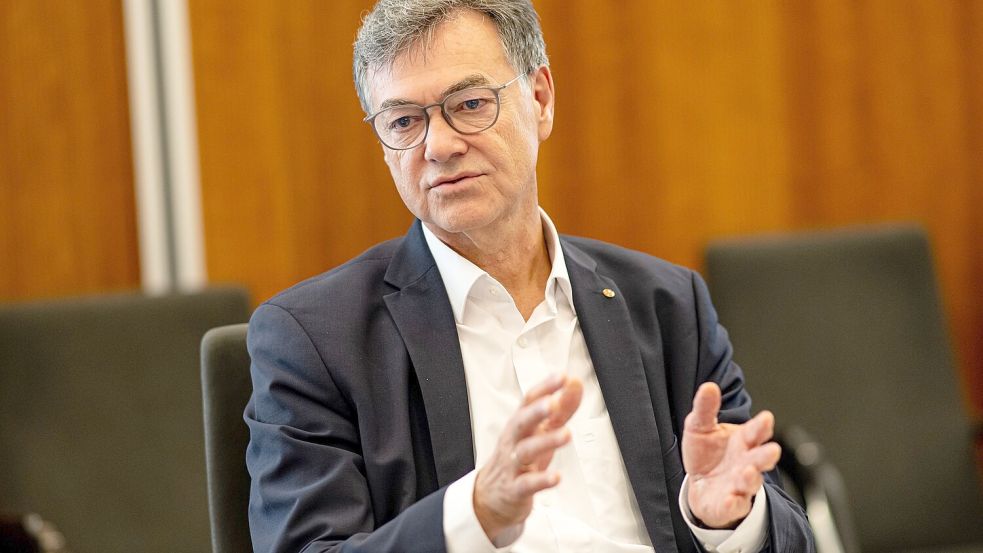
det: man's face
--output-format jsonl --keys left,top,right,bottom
{"left": 366, "top": 10, "right": 554, "bottom": 239}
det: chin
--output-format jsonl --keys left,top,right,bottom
{"left": 427, "top": 208, "right": 495, "bottom": 235}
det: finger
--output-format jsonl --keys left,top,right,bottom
{"left": 513, "top": 470, "right": 562, "bottom": 497}
{"left": 740, "top": 410, "right": 775, "bottom": 447}
{"left": 512, "top": 397, "right": 553, "bottom": 441}
{"left": 545, "top": 377, "right": 583, "bottom": 428}
{"left": 514, "top": 427, "right": 571, "bottom": 466}
{"left": 745, "top": 441, "right": 782, "bottom": 472}
{"left": 685, "top": 382, "right": 721, "bottom": 433}
{"left": 732, "top": 465, "right": 764, "bottom": 496}
{"left": 522, "top": 373, "right": 566, "bottom": 406}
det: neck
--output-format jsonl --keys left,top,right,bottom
{"left": 426, "top": 205, "right": 551, "bottom": 319}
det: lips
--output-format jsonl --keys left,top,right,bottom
{"left": 430, "top": 172, "right": 482, "bottom": 188}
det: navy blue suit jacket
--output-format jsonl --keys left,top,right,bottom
{"left": 245, "top": 220, "right": 814, "bottom": 553}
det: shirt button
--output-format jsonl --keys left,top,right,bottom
{"left": 517, "top": 337, "right": 528, "bottom": 348}
{"left": 489, "top": 287, "right": 498, "bottom": 296}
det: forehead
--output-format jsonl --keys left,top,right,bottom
{"left": 367, "top": 10, "right": 513, "bottom": 111}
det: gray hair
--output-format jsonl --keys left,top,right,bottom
{"left": 353, "top": 0, "right": 548, "bottom": 113}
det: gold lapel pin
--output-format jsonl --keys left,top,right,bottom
{"left": 602, "top": 288, "right": 616, "bottom": 298}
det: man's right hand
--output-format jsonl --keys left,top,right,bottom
{"left": 473, "top": 373, "right": 583, "bottom": 544}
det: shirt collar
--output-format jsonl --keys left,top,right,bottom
{"left": 422, "top": 207, "right": 574, "bottom": 324}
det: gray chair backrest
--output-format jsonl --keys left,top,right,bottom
{"left": 0, "top": 287, "right": 250, "bottom": 553}
{"left": 705, "top": 225, "right": 983, "bottom": 553}
{"left": 200, "top": 323, "right": 252, "bottom": 553}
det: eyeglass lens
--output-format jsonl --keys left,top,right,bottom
{"left": 373, "top": 87, "right": 501, "bottom": 150}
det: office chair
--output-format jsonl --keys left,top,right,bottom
{"left": 0, "top": 287, "right": 250, "bottom": 553}
{"left": 200, "top": 323, "right": 252, "bottom": 553}
{"left": 705, "top": 225, "right": 983, "bottom": 553}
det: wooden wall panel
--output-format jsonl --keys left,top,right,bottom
{"left": 189, "top": 1, "right": 411, "bottom": 305}
{"left": 189, "top": 1, "right": 983, "bottom": 416}
{"left": 0, "top": 0, "right": 139, "bottom": 301}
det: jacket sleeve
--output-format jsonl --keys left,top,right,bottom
{"left": 691, "top": 271, "right": 816, "bottom": 553}
{"left": 244, "top": 302, "right": 447, "bottom": 553}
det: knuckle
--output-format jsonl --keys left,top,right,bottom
{"left": 513, "top": 476, "right": 532, "bottom": 497}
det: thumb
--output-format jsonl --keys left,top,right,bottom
{"left": 685, "top": 382, "right": 721, "bottom": 433}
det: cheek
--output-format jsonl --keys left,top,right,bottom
{"left": 500, "top": 108, "right": 539, "bottom": 155}
{"left": 384, "top": 151, "right": 409, "bottom": 185}
{"left": 497, "top": 122, "right": 538, "bottom": 170}
{"left": 383, "top": 149, "right": 399, "bottom": 174}
{"left": 384, "top": 153, "right": 425, "bottom": 204}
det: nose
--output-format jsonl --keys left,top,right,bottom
{"left": 423, "top": 109, "right": 468, "bottom": 163}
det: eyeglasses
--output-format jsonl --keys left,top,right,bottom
{"left": 364, "top": 73, "right": 525, "bottom": 151}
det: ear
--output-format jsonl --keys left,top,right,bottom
{"left": 530, "top": 65, "right": 555, "bottom": 142}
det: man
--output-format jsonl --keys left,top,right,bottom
{"left": 245, "top": 1, "right": 814, "bottom": 552}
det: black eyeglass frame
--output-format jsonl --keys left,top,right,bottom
{"left": 363, "top": 72, "right": 528, "bottom": 151}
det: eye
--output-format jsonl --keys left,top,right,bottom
{"left": 450, "top": 92, "right": 494, "bottom": 113}
{"left": 385, "top": 113, "right": 423, "bottom": 133}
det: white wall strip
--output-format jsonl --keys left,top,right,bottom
{"left": 157, "top": 0, "right": 206, "bottom": 291}
{"left": 122, "top": 0, "right": 171, "bottom": 294}
{"left": 122, "top": 0, "right": 207, "bottom": 293}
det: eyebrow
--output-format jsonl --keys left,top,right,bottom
{"left": 377, "top": 73, "right": 494, "bottom": 111}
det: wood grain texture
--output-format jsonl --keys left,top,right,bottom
{"left": 189, "top": 1, "right": 411, "bottom": 305}
{"left": 0, "top": 0, "right": 139, "bottom": 300}
{"left": 189, "top": 1, "right": 983, "bottom": 415}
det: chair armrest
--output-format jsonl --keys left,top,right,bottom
{"left": 775, "top": 425, "right": 860, "bottom": 553}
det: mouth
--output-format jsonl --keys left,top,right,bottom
{"left": 430, "top": 172, "right": 482, "bottom": 189}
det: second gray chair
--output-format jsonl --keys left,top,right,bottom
{"left": 706, "top": 225, "right": 983, "bottom": 553}
{"left": 200, "top": 323, "right": 252, "bottom": 553}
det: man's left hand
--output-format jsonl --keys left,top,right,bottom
{"left": 682, "top": 382, "right": 782, "bottom": 529}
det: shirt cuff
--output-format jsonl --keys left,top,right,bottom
{"left": 443, "top": 469, "right": 519, "bottom": 553}
{"left": 679, "top": 474, "right": 769, "bottom": 553}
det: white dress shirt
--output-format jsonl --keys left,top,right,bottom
{"left": 424, "top": 209, "right": 768, "bottom": 553}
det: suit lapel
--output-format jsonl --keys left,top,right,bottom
{"left": 381, "top": 224, "right": 680, "bottom": 549}
{"left": 384, "top": 221, "right": 475, "bottom": 488}
{"left": 563, "top": 240, "right": 679, "bottom": 553}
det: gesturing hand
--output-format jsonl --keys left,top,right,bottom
{"left": 682, "top": 382, "right": 782, "bottom": 529}
{"left": 473, "top": 373, "right": 583, "bottom": 543}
